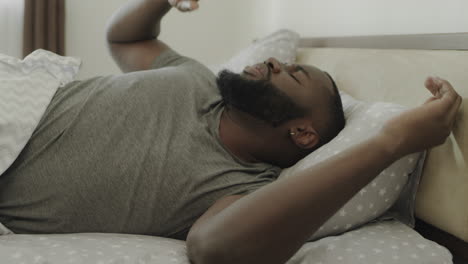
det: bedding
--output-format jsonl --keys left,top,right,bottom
{"left": 288, "top": 220, "right": 451, "bottom": 264}
{"left": 0, "top": 220, "right": 451, "bottom": 264}
{"left": 0, "top": 49, "right": 81, "bottom": 177}
{"left": 279, "top": 92, "right": 424, "bottom": 241}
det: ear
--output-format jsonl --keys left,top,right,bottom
{"left": 289, "top": 124, "right": 320, "bottom": 149}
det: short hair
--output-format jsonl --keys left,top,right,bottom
{"left": 316, "top": 73, "right": 345, "bottom": 148}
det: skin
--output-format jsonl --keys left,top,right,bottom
{"left": 106, "top": 1, "right": 462, "bottom": 263}
{"left": 219, "top": 59, "right": 336, "bottom": 168}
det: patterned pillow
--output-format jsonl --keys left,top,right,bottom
{"left": 0, "top": 50, "right": 81, "bottom": 176}
{"left": 0, "top": 220, "right": 451, "bottom": 264}
{"left": 287, "top": 220, "right": 451, "bottom": 264}
{"left": 279, "top": 92, "right": 424, "bottom": 241}
{"left": 209, "top": 29, "right": 300, "bottom": 73}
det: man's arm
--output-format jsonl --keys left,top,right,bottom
{"left": 186, "top": 77, "right": 462, "bottom": 264}
{"left": 106, "top": 0, "right": 176, "bottom": 73}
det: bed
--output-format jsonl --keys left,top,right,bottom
{"left": 0, "top": 32, "right": 466, "bottom": 263}
{"left": 295, "top": 32, "right": 468, "bottom": 263}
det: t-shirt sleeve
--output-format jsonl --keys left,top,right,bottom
{"left": 151, "top": 49, "right": 196, "bottom": 70}
{"left": 227, "top": 168, "right": 281, "bottom": 196}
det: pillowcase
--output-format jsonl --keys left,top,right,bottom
{"left": 288, "top": 220, "right": 451, "bottom": 264}
{"left": 279, "top": 91, "right": 424, "bottom": 241}
{"left": 0, "top": 220, "right": 451, "bottom": 264}
{"left": 0, "top": 49, "right": 81, "bottom": 177}
{"left": 0, "top": 233, "right": 189, "bottom": 264}
{"left": 378, "top": 150, "right": 426, "bottom": 228}
{"left": 209, "top": 29, "right": 300, "bottom": 74}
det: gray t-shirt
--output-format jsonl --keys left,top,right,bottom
{"left": 0, "top": 50, "right": 280, "bottom": 239}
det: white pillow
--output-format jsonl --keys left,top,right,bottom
{"left": 0, "top": 50, "right": 81, "bottom": 176}
{"left": 209, "top": 29, "right": 300, "bottom": 74}
{"left": 279, "top": 92, "right": 424, "bottom": 241}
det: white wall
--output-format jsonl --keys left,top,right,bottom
{"left": 265, "top": 0, "right": 468, "bottom": 37}
{"left": 66, "top": 0, "right": 272, "bottom": 79}
{"left": 0, "top": 0, "right": 24, "bottom": 58}
{"left": 66, "top": 0, "right": 468, "bottom": 79}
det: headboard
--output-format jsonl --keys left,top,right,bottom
{"left": 299, "top": 32, "right": 468, "bottom": 50}
{"left": 295, "top": 33, "right": 468, "bottom": 251}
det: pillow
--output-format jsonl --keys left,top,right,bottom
{"left": 0, "top": 233, "right": 189, "bottom": 264}
{"left": 379, "top": 150, "right": 426, "bottom": 228}
{"left": 0, "top": 221, "right": 451, "bottom": 264}
{"left": 279, "top": 91, "right": 424, "bottom": 241}
{"left": 0, "top": 50, "right": 81, "bottom": 176}
{"left": 209, "top": 29, "right": 300, "bottom": 74}
{"left": 288, "top": 220, "right": 451, "bottom": 264}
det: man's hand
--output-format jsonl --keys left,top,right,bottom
{"left": 168, "top": 0, "right": 199, "bottom": 12}
{"left": 380, "top": 77, "right": 462, "bottom": 157}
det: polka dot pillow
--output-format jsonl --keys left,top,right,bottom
{"left": 279, "top": 92, "right": 424, "bottom": 241}
{"left": 288, "top": 220, "right": 452, "bottom": 264}
{"left": 209, "top": 29, "right": 300, "bottom": 74}
{"left": 0, "top": 233, "right": 189, "bottom": 264}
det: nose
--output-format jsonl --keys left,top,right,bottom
{"left": 264, "top": 57, "right": 282, "bottom": 74}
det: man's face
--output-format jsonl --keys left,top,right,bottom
{"left": 242, "top": 58, "right": 335, "bottom": 112}
{"left": 217, "top": 69, "right": 306, "bottom": 127}
{"left": 217, "top": 58, "right": 335, "bottom": 127}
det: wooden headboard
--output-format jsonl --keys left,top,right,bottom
{"left": 299, "top": 32, "right": 468, "bottom": 50}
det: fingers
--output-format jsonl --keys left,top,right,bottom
{"left": 425, "top": 76, "right": 460, "bottom": 103}
{"left": 424, "top": 76, "right": 462, "bottom": 128}
{"left": 424, "top": 77, "right": 440, "bottom": 98}
{"left": 436, "top": 78, "right": 462, "bottom": 124}
{"left": 168, "top": 0, "right": 199, "bottom": 12}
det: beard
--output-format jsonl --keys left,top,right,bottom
{"left": 216, "top": 70, "right": 306, "bottom": 127}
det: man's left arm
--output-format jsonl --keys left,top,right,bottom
{"left": 106, "top": 0, "right": 198, "bottom": 73}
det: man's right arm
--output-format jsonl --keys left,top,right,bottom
{"left": 106, "top": 0, "right": 177, "bottom": 73}
{"left": 186, "top": 77, "right": 462, "bottom": 264}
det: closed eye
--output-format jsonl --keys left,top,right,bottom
{"left": 289, "top": 73, "right": 300, "bottom": 84}
{"left": 296, "top": 65, "right": 311, "bottom": 80}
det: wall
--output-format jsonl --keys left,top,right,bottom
{"left": 0, "top": 0, "right": 24, "bottom": 58}
{"left": 66, "top": 0, "right": 273, "bottom": 79}
{"left": 66, "top": 0, "right": 468, "bottom": 79}
{"left": 265, "top": 0, "right": 468, "bottom": 37}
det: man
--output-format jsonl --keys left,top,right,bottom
{"left": 0, "top": 1, "right": 461, "bottom": 264}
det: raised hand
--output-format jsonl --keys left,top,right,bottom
{"left": 380, "top": 77, "right": 462, "bottom": 157}
{"left": 168, "top": 0, "right": 199, "bottom": 12}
